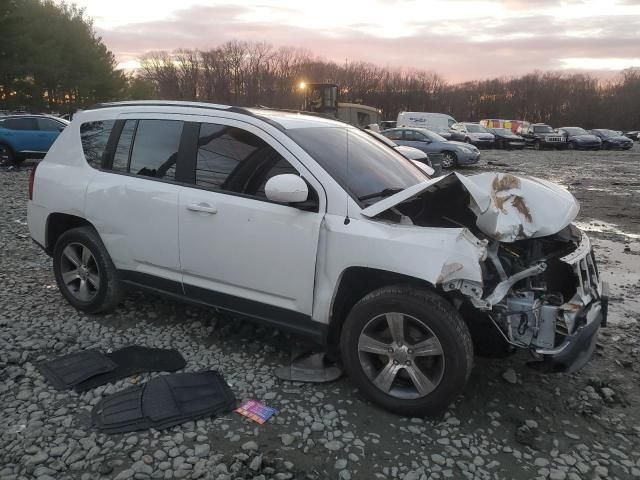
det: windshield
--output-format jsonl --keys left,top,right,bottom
{"left": 595, "top": 129, "right": 616, "bottom": 137}
{"left": 564, "top": 127, "right": 588, "bottom": 135}
{"left": 493, "top": 128, "right": 512, "bottom": 135}
{"left": 416, "top": 128, "right": 447, "bottom": 142}
{"left": 533, "top": 125, "right": 553, "bottom": 133}
{"left": 465, "top": 124, "right": 486, "bottom": 133}
{"left": 287, "top": 127, "right": 427, "bottom": 205}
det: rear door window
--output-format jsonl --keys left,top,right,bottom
{"left": 127, "top": 120, "right": 183, "bottom": 180}
{"left": 80, "top": 120, "right": 115, "bottom": 168}
{"left": 37, "top": 118, "right": 65, "bottom": 131}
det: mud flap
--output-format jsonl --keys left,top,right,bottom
{"left": 92, "top": 371, "right": 236, "bottom": 434}
{"left": 37, "top": 350, "right": 118, "bottom": 391}
{"left": 274, "top": 351, "right": 343, "bottom": 383}
{"left": 74, "top": 346, "right": 186, "bottom": 392}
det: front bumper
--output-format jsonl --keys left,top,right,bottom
{"left": 536, "top": 283, "right": 608, "bottom": 373}
{"left": 458, "top": 151, "right": 481, "bottom": 165}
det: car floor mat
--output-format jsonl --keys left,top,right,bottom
{"left": 37, "top": 350, "right": 118, "bottom": 391}
{"left": 74, "top": 346, "right": 186, "bottom": 392}
{"left": 92, "top": 371, "right": 236, "bottom": 434}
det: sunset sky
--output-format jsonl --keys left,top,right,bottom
{"left": 72, "top": 0, "right": 640, "bottom": 82}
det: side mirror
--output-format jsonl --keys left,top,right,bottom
{"left": 410, "top": 159, "right": 435, "bottom": 176}
{"left": 265, "top": 174, "right": 308, "bottom": 203}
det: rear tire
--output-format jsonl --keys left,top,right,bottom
{"left": 533, "top": 140, "right": 541, "bottom": 150}
{"left": 340, "top": 285, "right": 473, "bottom": 416}
{"left": 53, "top": 226, "right": 123, "bottom": 314}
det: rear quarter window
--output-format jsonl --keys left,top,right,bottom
{"left": 80, "top": 120, "right": 115, "bottom": 168}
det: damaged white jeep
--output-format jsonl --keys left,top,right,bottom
{"left": 28, "top": 102, "right": 608, "bottom": 416}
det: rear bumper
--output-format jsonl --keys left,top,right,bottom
{"left": 536, "top": 281, "right": 608, "bottom": 373}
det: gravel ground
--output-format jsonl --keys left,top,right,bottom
{"left": 2, "top": 145, "right": 640, "bottom": 480}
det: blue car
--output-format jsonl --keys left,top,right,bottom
{"left": 0, "top": 114, "right": 69, "bottom": 165}
{"left": 556, "top": 127, "right": 602, "bottom": 151}
{"left": 381, "top": 127, "right": 480, "bottom": 168}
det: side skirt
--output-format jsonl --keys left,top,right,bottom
{"left": 118, "top": 270, "right": 328, "bottom": 345}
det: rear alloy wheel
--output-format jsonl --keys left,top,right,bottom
{"left": 340, "top": 285, "right": 473, "bottom": 416}
{"left": 53, "top": 226, "right": 123, "bottom": 314}
{"left": 441, "top": 152, "right": 457, "bottom": 169}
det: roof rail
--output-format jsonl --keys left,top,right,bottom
{"left": 90, "top": 100, "right": 246, "bottom": 113}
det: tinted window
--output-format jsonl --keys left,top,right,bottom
{"left": 112, "top": 120, "right": 136, "bottom": 173}
{"left": 3, "top": 117, "right": 38, "bottom": 130}
{"left": 287, "top": 127, "right": 425, "bottom": 205}
{"left": 129, "top": 120, "right": 183, "bottom": 179}
{"left": 195, "top": 123, "right": 297, "bottom": 198}
{"left": 37, "top": 117, "right": 65, "bottom": 131}
{"left": 80, "top": 120, "right": 115, "bottom": 168}
{"left": 533, "top": 126, "right": 553, "bottom": 133}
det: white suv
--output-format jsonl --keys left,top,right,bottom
{"left": 28, "top": 101, "right": 607, "bottom": 415}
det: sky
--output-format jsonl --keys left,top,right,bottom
{"left": 71, "top": 0, "right": 640, "bottom": 82}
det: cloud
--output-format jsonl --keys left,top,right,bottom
{"left": 97, "top": 3, "right": 640, "bottom": 82}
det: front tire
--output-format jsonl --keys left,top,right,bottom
{"left": 568, "top": 141, "right": 576, "bottom": 150}
{"left": 340, "top": 285, "right": 473, "bottom": 416}
{"left": 53, "top": 226, "right": 123, "bottom": 314}
{"left": 441, "top": 151, "right": 457, "bottom": 169}
{"left": 0, "top": 143, "right": 17, "bottom": 166}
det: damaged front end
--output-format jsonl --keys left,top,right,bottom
{"left": 361, "top": 172, "right": 608, "bottom": 373}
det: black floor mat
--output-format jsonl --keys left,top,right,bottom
{"left": 37, "top": 350, "right": 117, "bottom": 391}
{"left": 74, "top": 346, "right": 186, "bottom": 392}
{"left": 92, "top": 371, "right": 236, "bottom": 434}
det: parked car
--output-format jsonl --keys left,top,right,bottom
{"left": 480, "top": 119, "right": 530, "bottom": 135}
{"left": 449, "top": 123, "right": 495, "bottom": 147}
{"left": 487, "top": 128, "right": 525, "bottom": 149}
{"left": 624, "top": 131, "right": 639, "bottom": 141}
{"left": 28, "top": 101, "right": 607, "bottom": 416}
{"left": 381, "top": 127, "right": 480, "bottom": 168}
{"left": 0, "top": 114, "right": 69, "bottom": 164}
{"left": 519, "top": 123, "right": 567, "bottom": 150}
{"left": 364, "top": 129, "right": 437, "bottom": 176}
{"left": 396, "top": 111, "right": 456, "bottom": 139}
{"left": 590, "top": 129, "right": 634, "bottom": 150}
{"left": 556, "top": 127, "right": 602, "bottom": 151}
{"left": 379, "top": 120, "right": 396, "bottom": 130}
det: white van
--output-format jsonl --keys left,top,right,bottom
{"left": 396, "top": 112, "right": 457, "bottom": 137}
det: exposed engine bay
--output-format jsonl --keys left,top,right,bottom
{"left": 363, "top": 172, "right": 606, "bottom": 365}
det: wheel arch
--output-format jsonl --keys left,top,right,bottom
{"left": 326, "top": 266, "right": 439, "bottom": 351}
{"left": 45, "top": 213, "right": 95, "bottom": 255}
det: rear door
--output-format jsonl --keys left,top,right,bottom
{"left": 177, "top": 118, "right": 325, "bottom": 320}
{"left": 84, "top": 116, "right": 187, "bottom": 291}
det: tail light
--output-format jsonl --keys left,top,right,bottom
{"left": 28, "top": 163, "right": 38, "bottom": 200}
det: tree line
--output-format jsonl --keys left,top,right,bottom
{"left": 0, "top": 0, "right": 125, "bottom": 114}
{"left": 139, "top": 43, "right": 640, "bottom": 130}
{"left": 1, "top": 0, "right": 638, "bottom": 130}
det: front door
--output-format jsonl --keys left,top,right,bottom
{"left": 178, "top": 119, "right": 324, "bottom": 320}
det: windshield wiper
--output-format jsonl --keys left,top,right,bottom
{"left": 358, "top": 187, "right": 404, "bottom": 201}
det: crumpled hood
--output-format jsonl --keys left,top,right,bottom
{"left": 360, "top": 172, "right": 580, "bottom": 242}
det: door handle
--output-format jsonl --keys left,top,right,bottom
{"left": 187, "top": 202, "right": 217, "bottom": 214}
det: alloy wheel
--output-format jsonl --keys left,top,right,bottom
{"left": 357, "top": 312, "right": 445, "bottom": 400}
{"left": 441, "top": 153, "right": 454, "bottom": 168}
{"left": 59, "top": 242, "right": 101, "bottom": 302}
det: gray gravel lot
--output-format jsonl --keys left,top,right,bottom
{"left": 2, "top": 145, "right": 640, "bottom": 480}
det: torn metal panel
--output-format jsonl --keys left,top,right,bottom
{"left": 360, "top": 172, "right": 580, "bottom": 243}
